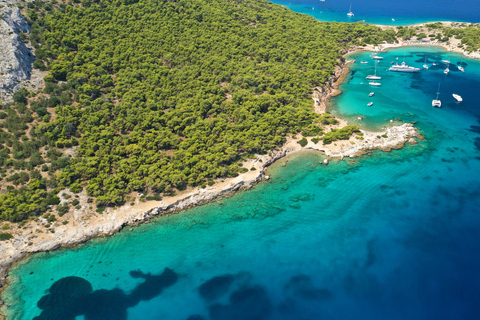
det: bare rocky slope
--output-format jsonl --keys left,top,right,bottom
{"left": 0, "top": 2, "right": 36, "bottom": 103}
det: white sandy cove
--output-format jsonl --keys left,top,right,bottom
{"left": 0, "top": 117, "right": 421, "bottom": 284}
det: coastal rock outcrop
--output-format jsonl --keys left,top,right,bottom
{"left": 0, "top": 5, "right": 35, "bottom": 102}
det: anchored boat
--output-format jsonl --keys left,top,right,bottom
{"left": 432, "top": 83, "right": 441, "bottom": 108}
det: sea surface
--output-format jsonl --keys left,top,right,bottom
{"left": 271, "top": 0, "right": 480, "bottom": 25}
{"left": 3, "top": 47, "right": 480, "bottom": 320}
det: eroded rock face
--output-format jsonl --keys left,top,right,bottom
{"left": 0, "top": 5, "right": 34, "bottom": 102}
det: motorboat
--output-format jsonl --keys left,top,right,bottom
{"left": 369, "top": 92, "right": 374, "bottom": 97}
{"left": 442, "top": 59, "right": 450, "bottom": 64}
{"left": 444, "top": 68, "right": 449, "bottom": 75}
{"left": 371, "top": 53, "right": 383, "bottom": 60}
{"left": 453, "top": 94, "right": 462, "bottom": 102}
{"left": 432, "top": 83, "right": 441, "bottom": 107}
{"left": 369, "top": 81, "right": 381, "bottom": 86}
{"left": 367, "top": 102, "right": 373, "bottom": 107}
{"left": 458, "top": 66, "right": 465, "bottom": 72}
{"left": 360, "top": 61, "right": 368, "bottom": 64}
{"left": 389, "top": 61, "right": 421, "bottom": 73}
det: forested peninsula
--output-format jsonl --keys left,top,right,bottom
{"left": 0, "top": 0, "right": 399, "bottom": 225}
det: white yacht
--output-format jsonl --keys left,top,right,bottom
{"left": 360, "top": 61, "right": 368, "bottom": 64}
{"left": 367, "top": 102, "right": 373, "bottom": 107}
{"left": 458, "top": 66, "right": 465, "bottom": 72}
{"left": 389, "top": 61, "right": 421, "bottom": 73}
{"left": 369, "top": 81, "right": 381, "bottom": 86}
{"left": 444, "top": 67, "right": 449, "bottom": 75}
{"left": 432, "top": 83, "right": 441, "bottom": 107}
{"left": 369, "top": 92, "right": 374, "bottom": 97}
{"left": 442, "top": 59, "right": 450, "bottom": 64}
{"left": 453, "top": 94, "right": 463, "bottom": 102}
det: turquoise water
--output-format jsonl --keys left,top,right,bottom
{"left": 271, "top": 0, "right": 480, "bottom": 25}
{"left": 3, "top": 46, "right": 480, "bottom": 319}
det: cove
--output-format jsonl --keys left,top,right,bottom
{"left": 2, "top": 46, "right": 480, "bottom": 320}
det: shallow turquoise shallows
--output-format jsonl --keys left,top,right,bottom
{"left": 3, "top": 46, "right": 480, "bottom": 320}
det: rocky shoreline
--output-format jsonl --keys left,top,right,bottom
{"left": 0, "top": 11, "right": 428, "bottom": 317}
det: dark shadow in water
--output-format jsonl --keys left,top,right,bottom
{"left": 199, "top": 274, "right": 235, "bottom": 301}
{"left": 283, "top": 275, "right": 332, "bottom": 301}
{"left": 209, "top": 286, "right": 272, "bottom": 320}
{"left": 475, "top": 137, "right": 480, "bottom": 152}
{"left": 186, "top": 315, "right": 206, "bottom": 320}
{"left": 469, "top": 125, "right": 480, "bottom": 134}
{"left": 33, "top": 268, "right": 177, "bottom": 320}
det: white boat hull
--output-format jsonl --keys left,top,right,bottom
{"left": 432, "top": 100, "right": 441, "bottom": 107}
{"left": 453, "top": 94, "right": 463, "bottom": 102}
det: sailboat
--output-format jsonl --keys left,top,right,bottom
{"left": 366, "top": 61, "right": 381, "bottom": 80}
{"left": 432, "top": 83, "right": 441, "bottom": 108}
{"left": 444, "top": 64, "right": 449, "bottom": 75}
{"left": 347, "top": 4, "right": 354, "bottom": 16}
{"left": 423, "top": 55, "right": 429, "bottom": 69}
{"left": 457, "top": 59, "right": 465, "bottom": 72}
{"left": 452, "top": 94, "right": 462, "bottom": 102}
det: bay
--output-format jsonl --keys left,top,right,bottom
{"left": 3, "top": 47, "right": 480, "bottom": 320}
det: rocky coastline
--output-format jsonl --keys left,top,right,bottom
{"left": 0, "top": 9, "right": 428, "bottom": 317}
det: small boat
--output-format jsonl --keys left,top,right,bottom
{"left": 452, "top": 94, "right": 462, "bottom": 102}
{"left": 442, "top": 60, "right": 450, "bottom": 64}
{"left": 433, "top": 62, "right": 436, "bottom": 66}
{"left": 458, "top": 66, "right": 465, "bottom": 72}
{"left": 369, "top": 92, "right": 374, "bottom": 97}
{"left": 366, "top": 61, "right": 381, "bottom": 80}
{"left": 360, "top": 61, "right": 368, "bottom": 64}
{"left": 423, "top": 55, "right": 428, "bottom": 69}
{"left": 367, "top": 102, "right": 373, "bottom": 107}
{"left": 432, "top": 83, "right": 441, "bottom": 108}
{"left": 392, "top": 18, "right": 395, "bottom": 21}
{"left": 444, "top": 68, "right": 449, "bottom": 75}
{"left": 371, "top": 53, "right": 384, "bottom": 60}
{"left": 369, "top": 81, "right": 381, "bottom": 86}
{"left": 347, "top": 3, "right": 354, "bottom": 16}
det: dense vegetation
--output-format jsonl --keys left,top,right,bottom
{"left": 423, "top": 22, "right": 480, "bottom": 51}
{"left": 0, "top": 0, "right": 395, "bottom": 222}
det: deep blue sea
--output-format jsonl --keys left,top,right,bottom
{"left": 3, "top": 12, "right": 480, "bottom": 320}
{"left": 271, "top": 0, "right": 480, "bottom": 25}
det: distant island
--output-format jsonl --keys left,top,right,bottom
{"left": 0, "top": 0, "right": 479, "bottom": 312}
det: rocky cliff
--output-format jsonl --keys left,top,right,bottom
{"left": 0, "top": 4, "right": 35, "bottom": 102}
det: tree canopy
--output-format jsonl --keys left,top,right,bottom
{"left": 0, "top": 0, "right": 394, "bottom": 222}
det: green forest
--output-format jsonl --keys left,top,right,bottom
{"left": 0, "top": 0, "right": 396, "bottom": 222}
